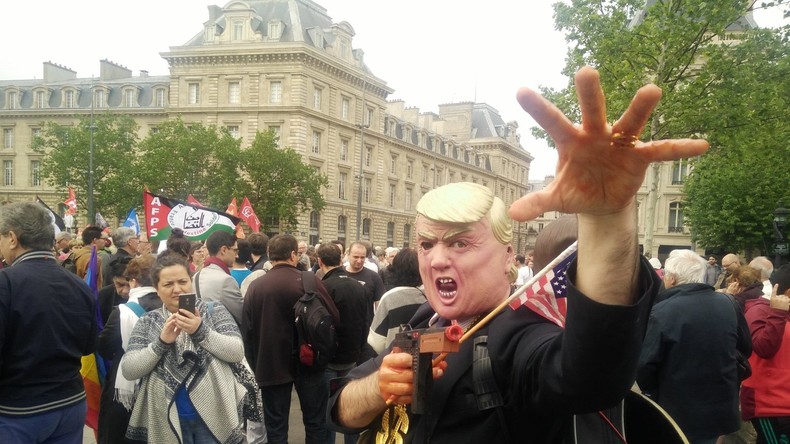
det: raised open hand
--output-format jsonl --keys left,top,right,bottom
{"left": 509, "top": 67, "right": 709, "bottom": 222}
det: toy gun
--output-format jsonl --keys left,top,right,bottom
{"left": 391, "top": 323, "right": 463, "bottom": 414}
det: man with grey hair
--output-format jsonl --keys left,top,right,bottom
{"left": 749, "top": 256, "right": 774, "bottom": 299}
{"left": 0, "top": 202, "right": 97, "bottom": 442}
{"left": 102, "top": 226, "right": 139, "bottom": 285}
{"left": 638, "top": 249, "right": 751, "bottom": 443}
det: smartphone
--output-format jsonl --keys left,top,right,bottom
{"left": 178, "top": 293, "right": 197, "bottom": 313}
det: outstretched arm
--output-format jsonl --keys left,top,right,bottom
{"left": 510, "top": 67, "right": 708, "bottom": 304}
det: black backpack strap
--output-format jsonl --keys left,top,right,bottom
{"left": 473, "top": 336, "right": 511, "bottom": 443}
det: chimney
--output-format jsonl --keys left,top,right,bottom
{"left": 140, "top": 70, "right": 149, "bottom": 77}
{"left": 43, "top": 61, "right": 77, "bottom": 82}
{"left": 99, "top": 59, "right": 132, "bottom": 81}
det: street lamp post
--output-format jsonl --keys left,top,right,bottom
{"left": 87, "top": 83, "right": 96, "bottom": 226}
{"left": 773, "top": 200, "right": 788, "bottom": 268}
{"left": 355, "top": 123, "right": 367, "bottom": 242}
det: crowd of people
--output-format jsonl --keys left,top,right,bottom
{"left": 0, "top": 67, "right": 787, "bottom": 444}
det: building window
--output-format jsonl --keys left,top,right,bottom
{"left": 339, "top": 139, "right": 348, "bottom": 161}
{"left": 226, "top": 125, "right": 240, "bottom": 139}
{"left": 268, "top": 21, "right": 282, "bottom": 39}
{"left": 337, "top": 215, "right": 347, "bottom": 244}
{"left": 232, "top": 20, "right": 244, "bottom": 40}
{"left": 405, "top": 187, "right": 412, "bottom": 210}
{"left": 3, "top": 128, "right": 13, "bottom": 149}
{"left": 365, "top": 107, "right": 374, "bottom": 126}
{"left": 668, "top": 202, "right": 684, "bottom": 232}
{"left": 362, "top": 218, "right": 372, "bottom": 240}
{"left": 309, "top": 211, "right": 320, "bottom": 246}
{"left": 268, "top": 125, "right": 281, "bottom": 146}
{"left": 36, "top": 91, "right": 46, "bottom": 108}
{"left": 672, "top": 159, "right": 689, "bottom": 185}
{"left": 403, "top": 224, "right": 411, "bottom": 248}
{"left": 312, "top": 131, "right": 321, "bottom": 154}
{"left": 338, "top": 172, "right": 347, "bottom": 200}
{"left": 94, "top": 90, "right": 105, "bottom": 108}
{"left": 341, "top": 98, "right": 349, "bottom": 120}
{"left": 205, "top": 26, "right": 215, "bottom": 42}
{"left": 365, "top": 146, "right": 373, "bottom": 167}
{"left": 363, "top": 178, "right": 372, "bottom": 203}
{"left": 389, "top": 184, "right": 396, "bottom": 207}
{"left": 227, "top": 81, "right": 241, "bottom": 104}
{"left": 64, "top": 90, "right": 75, "bottom": 108}
{"left": 7, "top": 91, "right": 17, "bottom": 109}
{"left": 390, "top": 154, "right": 397, "bottom": 175}
{"left": 3, "top": 160, "right": 13, "bottom": 186}
{"left": 188, "top": 83, "right": 200, "bottom": 104}
{"left": 155, "top": 88, "right": 166, "bottom": 107}
{"left": 30, "top": 160, "right": 41, "bottom": 186}
{"left": 407, "top": 160, "right": 413, "bottom": 179}
{"left": 313, "top": 88, "right": 322, "bottom": 110}
{"left": 270, "top": 81, "right": 282, "bottom": 104}
{"left": 31, "top": 128, "right": 41, "bottom": 140}
{"left": 387, "top": 222, "right": 394, "bottom": 248}
{"left": 123, "top": 89, "right": 134, "bottom": 107}
{"left": 423, "top": 164, "right": 429, "bottom": 183}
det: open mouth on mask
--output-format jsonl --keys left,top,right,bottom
{"left": 436, "top": 277, "right": 457, "bottom": 299}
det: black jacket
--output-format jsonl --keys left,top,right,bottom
{"left": 0, "top": 250, "right": 97, "bottom": 415}
{"left": 322, "top": 267, "right": 368, "bottom": 367}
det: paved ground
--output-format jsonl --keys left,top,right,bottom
{"left": 83, "top": 387, "right": 342, "bottom": 443}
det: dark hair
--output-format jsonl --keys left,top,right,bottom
{"left": 152, "top": 253, "right": 190, "bottom": 287}
{"left": 771, "top": 264, "right": 790, "bottom": 295}
{"left": 533, "top": 215, "right": 578, "bottom": 272}
{"left": 268, "top": 234, "right": 297, "bottom": 261}
{"left": 317, "top": 242, "right": 341, "bottom": 267}
{"left": 247, "top": 232, "right": 269, "bottom": 256}
{"left": 124, "top": 254, "right": 156, "bottom": 287}
{"left": 389, "top": 248, "right": 422, "bottom": 287}
{"left": 166, "top": 237, "right": 191, "bottom": 259}
{"left": 236, "top": 239, "right": 252, "bottom": 265}
{"left": 81, "top": 226, "right": 103, "bottom": 245}
{"left": 206, "top": 231, "right": 236, "bottom": 256}
{"left": 0, "top": 202, "right": 55, "bottom": 251}
{"left": 169, "top": 228, "right": 185, "bottom": 239}
{"left": 189, "top": 241, "right": 203, "bottom": 257}
{"left": 109, "top": 255, "right": 133, "bottom": 279}
{"left": 515, "top": 255, "right": 526, "bottom": 265}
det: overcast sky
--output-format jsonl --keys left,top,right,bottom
{"left": 1, "top": 1, "right": 786, "bottom": 180}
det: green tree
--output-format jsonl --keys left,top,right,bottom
{"left": 683, "top": 29, "right": 790, "bottom": 253}
{"left": 135, "top": 117, "right": 243, "bottom": 208}
{"left": 240, "top": 130, "right": 328, "bottom": 230}
{"left": 539, "top": 0, "right": 789, "bottom": 253}
{"left": 32, "top": 113, "right": 140, "bottom": 219}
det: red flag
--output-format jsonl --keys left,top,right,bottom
{"left": 509, "top": 246, "right": 577, "bottom": 327}
{"left": 239, "top": 197, "right": 261, "bottom": 232}
{"left": 186, "top": 194, "right": 204, "bottom": 207}
{"left": 64, "top": 187, "right": 77, "bottom": 215}
{"left": 225, "top": 198, "right": 245, "bottom": 239}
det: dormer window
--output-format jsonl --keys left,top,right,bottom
{"left": 5, "top": 90, "right": 19, "bottom": 110}
{"left": 93, "top": 87, "right": 109, "bottom": 108}
{"left": 205, "top": 26, "right": 215, "bottom": 42}
{"left": 232, "top": 20, "right": 244, "bottom": 41}
{"left": 123, "top": 89, "right": 135, "bottom": 107}
{"left": 64, "top": 90, "right": 75, "bottom": 108}
{"left": 34, "top": 90, "right": 48, "bottom": 109}
{"left": 268, "top": 20, "right": 283, "bottom": 40}
{"left": 307, "top": 28, "right": 324, "bottom": 49}
{"left": 154, "top": 88, "right": 167, "bottom": 107}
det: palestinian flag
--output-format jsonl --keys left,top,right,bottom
{"left": 144, "top": 191, "right": 241, "bottom": 241}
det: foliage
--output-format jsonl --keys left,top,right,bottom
{"left": 540, "top": 0, "right": 790, "bottom": 252}
{"left": 32, "top": 113, "right": 140, "bottom": 218}
{"left": 240, "top": 130, "right": 328, "bottom": 230}
{"left": 134, "top": 117, "right": 243, "bottom": 208}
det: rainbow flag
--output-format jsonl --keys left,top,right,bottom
{"left": 80, "top": 246, "right": 106, "bottom": 435}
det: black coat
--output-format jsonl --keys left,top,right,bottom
{"left": 322, "top": 267, "right": 368, "bottom": 366}
{"left": 329, "top": 258, "right": 659, "bottom": 443}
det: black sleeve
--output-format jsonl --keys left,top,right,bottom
{"left": 97, "top": 306, "right": 123, "bottom": 359}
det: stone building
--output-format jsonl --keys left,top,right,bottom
{"left": 0, "top": 0, "right": 533, "bottom": 252}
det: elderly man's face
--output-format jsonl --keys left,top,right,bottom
{"left": 416, "top": 216, "right": 513, "bottom": 320}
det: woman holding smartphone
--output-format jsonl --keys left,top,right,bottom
{"left": 122, "top": 253, "right": 251, "bottom": 443}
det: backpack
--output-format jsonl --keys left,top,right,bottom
{"left": 293, "top": 271, "right": 338, "bottom": 369}
{"left": 61, "top": 252, "right": 77, "bottom": 274}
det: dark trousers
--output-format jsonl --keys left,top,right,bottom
{"left": 752, "top": 417, "right": 790, "bottom": 444}
{"left": 324, "top": 368, "right": 358, "bottom": 444}
{"left": 262, "top": 368, "right": 327, "bottom": 444}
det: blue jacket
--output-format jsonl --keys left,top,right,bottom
{"left": 0, "top": 250, "right": 97, "bottom": 416}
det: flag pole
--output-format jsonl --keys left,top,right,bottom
{"left": 433, "top": 241, "right": 578, "bottom": 365}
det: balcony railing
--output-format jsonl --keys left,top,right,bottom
{"left": 668, "top": 226, "right": 684, "bottom": 233}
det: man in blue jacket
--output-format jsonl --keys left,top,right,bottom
{"left": 0, "top": 201, "right": 97, "bottom": 442}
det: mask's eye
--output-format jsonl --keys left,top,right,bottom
{"left": 419, "top": 241, "right": 434, "bottom": 251}
{"left": 450, "top": 240, "right": 468, "bottom": 248}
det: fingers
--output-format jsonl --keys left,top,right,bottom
{"left": 509, "top": 189, "right": 554, "bottom": 222}
{"left": 612, "top": 84, "right": 662, "bottom": 137}
{"left": 378, "top": 352, "right": 415, "bottom": 403}
{"left": 516, "top": 87, "right": 576, "bottom": 146}
{"left": 575, "top": 67, "right": 607, "bottom": 133}
{"left": 635, "top": 139, "right": 709, "bottom": 162}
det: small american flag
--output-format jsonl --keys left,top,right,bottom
{"left": 508, "top": 250, "right": 577, "bottom": 327}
